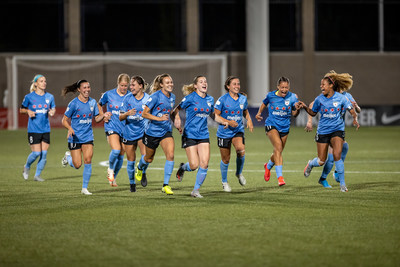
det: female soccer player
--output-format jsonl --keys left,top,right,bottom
{"left": 135, "top": 74, "right": 180, "bottom": 195}
{"left": 300, "top": 71, "right": 360, "bottom": 192}
{"left": 304, "top": 70, "right": 361, "bottom": 188}
{"left": 61, "top": 80, "right": 108, "bottom": 195}
{"left": 21, "top": 74, "right": 56, "bottom": 182}
{"left": 255, "top": 77, "right": 301, "bottom": 187}
{"left": 119, "top": 75, "right": 150, "bottom": 192}
{"left": 214, "top": 76, "right": 254, "bottom": 192}
{"left": 173, "top": 76, "right": 231, "bottom": 198}
{"left": 98, "top": 73, "right": 129, "bottom": 187}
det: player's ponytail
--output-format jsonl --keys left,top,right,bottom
{"left": 62, "top": 79, "right": 88, "bottom": 96}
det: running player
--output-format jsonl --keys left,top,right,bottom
{"left": 255, "top": 77, "right": 301, "bottom": 186}
{"left": 134, "top": 74, "right": 180, "bottom": 195}
{"left": 119, "top": 75, "right": 150, "bottom": 192}
{"left": 21, "top": 74, "right": 56, "bottom": 182}
{"left": 61, "top": 80, "right": 108, "bottom": 195}
{"left": 304, "top": 70, "right": 361, "bottom": 188}
{"left": 300, "top": 71, "right": 360, "bottom": 192}
{"left": 214, "top": 76, "right": 254, "bottom": 192}
{"left": 173, "top": 75, "right": 231, "bottom": 198}
{"left": 98, "top": 73, "right": 129, "bottom": 187}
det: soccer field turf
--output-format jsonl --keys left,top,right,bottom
{"left": 0, "top": 126, "right": 399, "bottom": 266}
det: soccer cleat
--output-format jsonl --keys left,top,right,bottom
{"left": 278, "top": 176, "right": 286, "bottom": 186}
{"left": 236, "top": 173, "right": 246, "bottom": 186}
{"left": 318, "top": 178, "right": 332, "bottom": 188}
{"left": 107, "top": 168, "right": 114, "bottom": 182}
{"left": 176, "top": 162, "right": 185, "bottom": 182}
{"left": 61, "top": 151, "right": 70, "bottom": 167}
{"left": 81, "top": 188, "right": 92, "bottom": 195}
{"left": 110, "top": 179, "right": 118, "bottom": 187}
{"left": 191, "top": 190, "right": 203, "bottom": 198}
{"left": 34, "top": 176, "right": 44, "bottom": 182}
{"left": 162, "top": 185, "right": 174, "bottom": 195}
{"left": 222, "top": 182, "right": 231, "bottom": 192}
{"left": 141, "top": 173, "right": 147, "bottom": 187}
{"left": 135, "top": 166, "right": 143, "bottom": 182}
{"left": 264, "top": 163, "right": 271, "bottom": 182}
{"left": 304, "top": 160, "right": 313, "bottom": 177}
{"left": 333, "top": 171, "right": 340, "bottom": 183}
{"left": 130, "top": 184, "right": 136, "bottom": 192}
{"left": 23, "top": 166, "right": 29, "bottom": 180}
{"left": 340, "top": 185, "right": 348, "bottom": 192}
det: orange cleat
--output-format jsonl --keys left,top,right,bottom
{"left": 278, "top": 176, "right": 286, "bottom": 186}
{"left": 264, "top": 163, "right": 271, "bottom": 182}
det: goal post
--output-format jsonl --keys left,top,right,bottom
{"left": 7, "top": 54, "right": 228, "bottom": 130}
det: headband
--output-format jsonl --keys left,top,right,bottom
{"left": 34, "top": 75, "right": 44, "bottom": 82}
{"left": 326, "top": 76, "right": 335, "bottom": 85}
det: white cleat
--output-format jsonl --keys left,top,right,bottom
{"left": 236, "top": 173, "right": 246, "bottom": 186}
{"left": 34, "top": 176, "right": 44, "bottom": 182}
{"left": 23, "top": 166, "right": 29, "bottom": 180}
{"left": 81, "top": 188, "right": 92, "bottom": 195}
{"left": 191, "top": 190, "right": 204, "bottom": 198}
{"left": 340, "top": 185, "right": 348, "bottom": 192}
{"left": 62, "top": 151, "right": 70, "bottom": 167}
{"left": 222, "top": 182, "right": 232, "bottom": 192}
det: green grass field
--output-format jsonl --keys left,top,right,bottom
{"left": 0, "top": 126, "right": 399, "bottom": 266}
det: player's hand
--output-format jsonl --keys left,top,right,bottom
{"left": 304, "top": 121, "right": 313, "bottom": 132}
{"left": 255, "top": 113, "right": 263, "bottom": 122}
{"left": 353, "top": 118, "right": 360, "bottom": 131}
{"left": 228, "top": 120, "right": 238, "bottom": 128}
{"left": 160, "top": 113, "right": 169, "bottom": 121}
{"left": 222, "top": 121, "right": 229, "bottom": 129}
{"left": 67, "top": 128, "right": 75, "bottom": 138}
{"left": 104, "top": 112, "right": 112, "bottom": 122}
{"left": 126, "top": 108, "right": 137, "bottom": 116}
{"left": 48, "top": 109, "right": 55, "bottom": 116}
{"left": 28, "top": 110, "right": 36, "bottom": 118}
{"left": 247, "top": 121, "right": 254, "bottom": 133}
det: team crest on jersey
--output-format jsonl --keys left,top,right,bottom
{"left": 333, "top": 102, "right": 339, "bottom": 107}
{"left": 207, "top": 102, "right": 211, "bottom": 107}
{"left": 46, "top": 99, "right": 50, "bottom": 104}
{"left": 90, "top": 106, "right": 94, "bottom": 112}
{"left": 285, "top": 100, "right": 290, "bottom": 106}
{"left": 239, "top": 104, "right": 244, "bottom": 110}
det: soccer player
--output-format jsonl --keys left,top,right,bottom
{"left": 300, "top": 71, "right": 360, "bottom": 192}
{"left": 98, "top": 73, "right": 129, "bottom": 187}
{"left": 255, "top": 77, "right": 301, "bottom": 186}
{"left": 61, "top": 80, "right": 108, "bottom": 195}
{"left": 134, "top": 74, "right": 180, "bottom": 195}
{"left": 304, "top": 70, "right": 361, "bottom": 188}
{"left": 119, "top": 75, "right": 150, "bottom": 192}
{"left": 173, "top": 76, "right": 231, "bottom": 198}
{"left": 21, "top": 74, "right": 56, "bottom": 182}
{"left": 214, "top": 76, "right": 254, "bottom": 192}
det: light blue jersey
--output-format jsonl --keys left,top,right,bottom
{"left": 145, "top": 90, "right": 176, "bottom": 137}
{"left": 215, "top": 93, "right": 248, "bottom": 139}
{"left": 312, "top": 92, "right": 353, "bottom": 135}
{"left": 120, "top": 92, "right": 150, "bottom": 141}
{"left": 263, "top": 90, "right": 298, "bottom": 133}
{"left": 64, "top": 97, "right": 99, "bottom": 143}
{"left": 179, "top": 91, "right": 214, "bottom": 139}
{"left": 21, "top": 91, "right": 55, "bottom": 133}
{"left": 98, "top": 88, "right": 127, "bottom": 135}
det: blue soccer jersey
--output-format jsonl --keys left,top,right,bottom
{"left": 21, "top": 91, "right": 56, "bottom": 133}
{"left": 145, "top": 90, "right": 176, "bottom": 137}
{"left": 312, "top": 92, "right": 353, "bottom": 135}
{"left": 179, "top": 91, "right": 214, "bottom": 139}
{"left": 120, "top": 92, "right": 150, "bottom": 141}
{"left": 263, "top": 90, "right": 299, "bottom": 133}
{"left": 215, "top": 93, "right": 248, "bottom": 139}
{"left": 98, "top": 88, "right": 126, "bottom": 135}
{"left": 64, "top": 97, "right": 99, "bottom": 143}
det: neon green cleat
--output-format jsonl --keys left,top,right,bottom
{"left": 162, "top": 185, "right": 174, "bottom": 195}
{"left": 135, "top": 167, "right": 143, "bottom": 181}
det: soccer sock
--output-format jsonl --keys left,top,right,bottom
{"left": 138, "top": 155, "right": 149, "bottom": 171}
{"left": 113, "top": 154, "right": 124, "bottom": 178}
{"left": 183, "top": 162, "right": 193, "bottom": 172}
{"left": 321, "top": 153, "right": 334, "bottom": 179}
{"left": 335, "top": 159, "right": 345, "bottom": 186}
{"left": 82, "top": 163, "right": 92, "bottom": 189}
{"left": 163, "top": 160, "right": 174, "bottom": 185}
{"left": 108, "top": 149, "right": 120, "bottom": 171}
{"left": 275, "top": 165, "right": 283, "bottom": 178}
{"left": 35, "top": 150, "right": 47, "bottom": 177}
{"left": 25, "top": 151, "right": 41, "bottom": 169}
{"left": 127, "top": 160, "right": 135, "bottom": 185}
{"left": 341, "top": 142, "right": 349, "bottom": 161}
{"left": 220, "top": 160, "right": 229, "bottom": 183}
{"left": 236, "top": 155, "right": 245, "bottom": 175}
{"left": 194, "top": 167, "right": 208, "bottom": 190}
{"left": 267, "top": 159, "right": 275, "bottom": 170}
{"left": 67, "top": 154, "right": 76, "bottom": 169}
{"left": 310, "top": 157, "right": 321, "bottom": 168}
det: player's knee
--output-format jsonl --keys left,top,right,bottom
{"left": 236, "top": 149, "right": 245, "bottom": 157}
